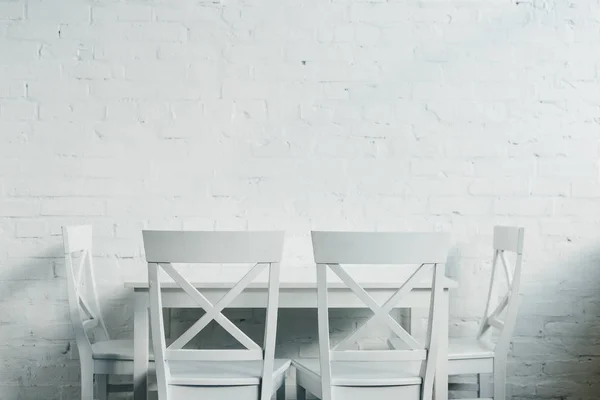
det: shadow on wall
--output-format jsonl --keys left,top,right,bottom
{"left": 506, "top": 244, "right": 600, "bottom": 399}
{"left": 0, "top": 244, "right": 134, "bottom": 400}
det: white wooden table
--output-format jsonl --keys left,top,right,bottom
{"left": 126, "top": 277, "right": 458, "bottom": 400}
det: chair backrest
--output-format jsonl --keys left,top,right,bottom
{"left": 477, "top": 226, "right": 525, "bottom": 357}
{"left": 62, "top": 225, "right": 109, "bottom": 358}
{"left": 311, "top": 231, "right": 451, "bottom": 400}
{"left": 142, "top": 230, "right": 285, "bottom": 400}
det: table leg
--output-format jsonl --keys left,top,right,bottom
{"left": 133, "top": 292, "right": 149, "bottom": 400}
{"left": 435, "top": 290, "right": 449, "bottom": 400}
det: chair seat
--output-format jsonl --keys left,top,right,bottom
{"left": 168, "top": 359, "right": 291, "bottom": 386}
{"left": 292, "top": 359, "right": 422, "bottom": 386}
{"left": 92, "top": 339, "right": 154, "bottom": 361}
{"left": 448, "top": 338, "right": 495, "bottom": 360}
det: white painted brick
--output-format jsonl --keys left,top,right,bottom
{"left": 0, "top": 40, "right": 40, "bottom": 62}
{"left": 537, "top": 158, "right": 599, "bottom": 179}
{"left": 0, "top": 3, "right": 24, "bottom": 20}
{"left": 94, "top": 42, "right": 157, "bottom": 61}
{"left": 0, "top": 99, "right": 37, "bottom": 120}
{"left": 40, "top": 41, "right": 94, "bottom": 61}
{"left": 15, "top": 220, "right": 48, "bottom": 238}
{"left": 469, "top": 178, "right": 529, "bottom": 196}
{"left": 39, "top": 102, "right": 105, "bottom": 122}
{"left": 60, "top": 22, "right": 187, "bottom": 42}
{"left": 410, "top": 158, "right": 473, "bottom": 177}
{"left": 529, "top": 178, "right": 570, "bottom": 197}
{"left": 0, "top": 199, "right": 40, "bottom": 217}
{"left": 158, "top": 42, "right": 219, "bottom": 61}
{"left": 153, "top": 4, "right": 221, "bottom": 22}
{"left": 571, "top": 180, "right": 600, "bottom": 198}
{"left": 0, "top": 79, "right": 25, "bottom": 98}
{"left": 41, "top": 198, "right": 105, "bottom": 216}
{"left": 27, "top": 1, "right": 90, "bottom": 22}
{"left": 472, "top": 158, "right": 536, "bottom": 177}
{"left": 429, "top": 196, "right": 493, "bottom": 216}
{"left": 7, "top": 22, "right": 59, "bottom": 40}
{"left": 494, "top": 197, "right": 554, "bottom": 216}
{"left": 61, "top": 61, "right": 120, "bottom": 80}
{"left": 124, "top": 61, "right": 187, "bottom": 81}
{"left": 555, "top": 198, "right": 600, "bottom": 218}
{"left": 27, "top": 80, "right": 88, "bottom": 100}
{"left": 92, "top": 4, "right": 153, "bottom": 22}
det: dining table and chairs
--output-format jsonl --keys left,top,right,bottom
{"left": 61, "top": 224, "right": 525, "bottom": 400}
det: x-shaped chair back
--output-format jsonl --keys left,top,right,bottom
{"left": 62, "top": 225, "right": 110, "bottom": 357}
{"left": 477, "top": 226, "right": 525, "bottom": 356}
{"left": 311, "top": 231, "right": 451, "bottom": 400}
{"left": 142, "top": 230, "right": 285, "bottom": 400}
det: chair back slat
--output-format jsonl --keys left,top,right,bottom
{"left": 143, "top": 230, "right": 285, "bottom": 400}
{"left": 493, "top": 226, "right": 525, "bottom": 254}
{"left": 312, "top": 231, "right": 451, "bottom": 400}
{"left": 311, "top": 231, "right": 451, "bottom": 264}
{"left": 143, "top": 230, "right": 284, "bottom": 263}
{"left": 63, "top": 225, "right": 93, "bottom": 253}
{"left": 478, "top": 226, "right": 525, "bottom": 358}
{"left": 62, "top": 225, "right": 109, "bottom": 358}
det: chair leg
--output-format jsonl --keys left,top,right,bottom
{"left": 276, "top": 384, "right": 285, "bottom": 400}
{"left": 80, "top": 359, "right": 94, "bottom": 400}
{"left": 479, "top": 373, "right": 493, "bottom": 398}
{"left": 296, "top": 385, "right": 306, "bottom": 400}
{"left": 96, "top": 374, "right": 108, "bottom": 400}
{"left": 493, "top": 361, "right": 507, "bottom": 400}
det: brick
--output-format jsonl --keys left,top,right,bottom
{"left": 410, "top": 158, "right": 473, "bottom": 177}
{"left": 537, "top": 158, "right": 598, "bottom": 179}
{"left": 92, "top": 4, "right": 153, "bottom": 22}
{"left": 15, "top": 220, "right": 48, "bottom": 238}
{"left": 60, "top": 22, "right": 187, "bottom": 42}
{"left": 153, "top": 4, "right": 221, "bottom": 21}
{"left": 0, "top": 40, "right": 40, "bottom": 62}
{"left": 429, "top": 196, "right": 493, "bottom": 216}
{"left": 0, "top": 79, "right": 25, "bottom": 98}
{"left": 0, "top": 99, "right": 37, "bottom": 120}
{"left": 7, "top": 22, "right": 59, "bottom": 40}
{"left": 61, "top": 61, "right": 119, "bottom": 80}
{"left": 28, "top": 1, "right": 90, "bottom": 22}
{"left": 472, "top": 158, "right": 536, "bottom": 177}
{"left": 124, "top": 61, "right": 187, "bottom": 81}
{"left": 494, "top": 197, "right": 554, "bottom": 216}
{"left": 0, "top": 3, "right": 24, "bottom": 20}
{"left": 39, "top": 102, "right": 105, "bottom": 122}
{"left": 27, "top": 80, "right": 88, "bottom": 100}
{"left": 94, "top": 42, "right": 157, "bottom": 61}
{"left": 469, "top": 178, "right": 530, "bottom": 196}
{"left": 41, "top": 198, "right": 105, "bottom": 216}
{"left": 530, "top": 178, "right": 571, "bottom": 196}
{"left": 0, "top": 199, "right": 40, "bottom": 217}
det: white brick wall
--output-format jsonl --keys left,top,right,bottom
{"left": 0, "top": 0, "right": 598, "bottom": 398}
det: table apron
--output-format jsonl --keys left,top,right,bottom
{"left": 133, "top": 288, "right": 443, "bottom": 309}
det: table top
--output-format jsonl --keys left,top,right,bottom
{"left": 124, "top": 277, "right": 458, "bottom": 290}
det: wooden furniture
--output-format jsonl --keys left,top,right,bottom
{"left": 62, "top": 225, "right": 152, "bottom": 399}
{"left": 293, "top": 231, "right": 452, "bottom": 400}
{"left": 142, "top": 230, "right": 291, "bottom": 400}
{"left": 448, "top": 226, "right": 524, "bottom": 399}
{"left": 126, "top": 276, "right": 458, "bottom": 400}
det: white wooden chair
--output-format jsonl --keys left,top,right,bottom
{"left": 62, "top": 225, "right": 153, "bottom": 399}
{"left": 142, "top": 230, "right": 291, "bottom": 400}
{"left": 293, "top": 231, "right": 451, "bottom": 400}
{"left": 447, "top": 226, "right": 525, "bottom": 400}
